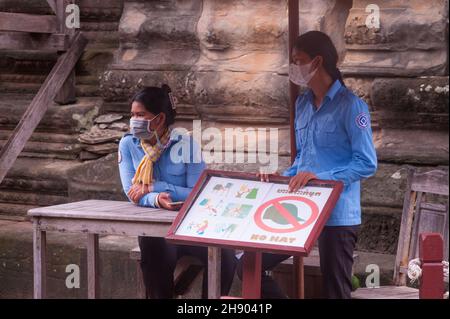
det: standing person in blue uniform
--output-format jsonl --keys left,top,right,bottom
{"left": 237, "top": 31, "right": 378, "bottom": 299}
{"left": 118, "top": 85, "right": 237, "bottom": 299}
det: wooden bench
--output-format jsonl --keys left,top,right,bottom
{"left": 28, "top": 199, "right": 223, "bottom": 299}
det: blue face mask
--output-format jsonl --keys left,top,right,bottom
{"left": 129, "top": 115, "right": 159, "bottom": 140}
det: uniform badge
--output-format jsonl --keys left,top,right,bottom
{"left": 355, "top": 112, "right": 369, "bottom": 129}
{"left": 118, "top": 150, "right": 122, "bottom": 164}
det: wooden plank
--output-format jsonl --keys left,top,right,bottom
{"left": 33, "top": 220, "right": 47, "bottom": 299}
{"left": 352, "top": 286, "right": 419, "bottom": 299}
{"left": 411, "top": 170, "right": 449, "bottom": 196}
{"left": 394, "top": 167, "right": 416, "bottom": 286}
{"left": 242, "top": 251, "right": 262, "bottom": 299}
{"left": 0, "top": 32, "right": 87, "bottom": 185}
{"left": 0, "top": 12, "right": 58, "bottom": 33}
{"left": 54, "top": 71, "right": 76, "bottom": 104}
{"left": 408, "top": 192, "right": 423, "bottom": 262}
{"left": 29, "top": 207, "right": 176, "bottom": 223}
{"left": 27, "top": 200, "right": 177, "bottom": 223}
{"left": 207, "top": 247, "right": 221, "bottom": 299}
{"left": 54, "top": 0, "right": 77, "bottom": 104}
{"left": 0, "top": 33, "right": 68, "bottom": 51}
{"left": 87, "top": 233, "right": 100, "bottom": 299}
{"left": 38, "top": 218, "right": 173, "bottom": 238}
{"left": 412, "top": 208, "right": 447, "bottom": 258}
{"left": 46, "top": 0, "right": 57, "bottom": 14}
{"left": 288, "top": 0, "right": 299, "bottom": 164}
{"left": 293, "top": 256, "right": 305, "bottom": 299}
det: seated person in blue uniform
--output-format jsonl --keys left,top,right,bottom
{"left": 238, "top": 31, "right": 378, "bottom": 299}
{"left": 118, "top": 85, "right": 237, "bottom": 298}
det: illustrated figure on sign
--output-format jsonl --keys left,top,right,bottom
{"left": 215, "top": 223, "right": 238, "bottom": 238}
{"left": 212, "top": 182, "right": 233, "bottom": 196}
{"left": 198, "top": 198, "right": 223, "bottom": 216}
{"left": 195, "top": 220, "right": 209, "bottom": 235}
{"left": 222, "top": 203, "right": 253, "bottom": 219}
{"left": 236, "top": 184, "right": 258, "bottom": 199}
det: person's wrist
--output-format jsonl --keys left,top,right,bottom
{"left": 154, "top": 193, "right": 161, "bottom": 208}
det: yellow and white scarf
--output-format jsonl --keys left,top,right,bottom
{"left": 132, "top": 129, "right": 171, "bottom": 190}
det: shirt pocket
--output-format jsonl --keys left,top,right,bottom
{"left": 316, "top": 118, "right": 339, "bottom": 148}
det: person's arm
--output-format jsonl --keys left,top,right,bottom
{"left": 315, "top": 97, "right": 378, "bottom": 186}
{"left": 283, "top": 95, "right": 304, "bottom": 177}
{"left": 118, "top": 137, "right": 159, "bottom": 208}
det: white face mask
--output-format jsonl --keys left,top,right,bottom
{"left": 289, "top": 60, "right": 318, "bottom": 86}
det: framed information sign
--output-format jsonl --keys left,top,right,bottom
{"left": 166, "top": 170, "right": 343, "bottom": 256}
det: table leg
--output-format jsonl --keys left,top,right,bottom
{"left": 242, "top": 251, "right": 262, "bottom": 299}
{"left": 87, "top": 233, "right": 100, "bottom": 299}
{"left": 207, "top": 247, "right": 221, "bottom": 299}
{"left": 293, "top": 256, "right": 305, "bottom": 299}
{"left": 33, "top": 220, "right": 46, "bottom": 299}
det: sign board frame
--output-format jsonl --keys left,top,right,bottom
{"left": 166, "top": 169, "right": 343, "bottom": 256}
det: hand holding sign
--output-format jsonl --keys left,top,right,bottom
{"left": 288, "top": 171, "right": 318, "bottom": 192}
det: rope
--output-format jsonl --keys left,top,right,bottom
{"left": 407, "top": 258, "right": 449, "bottom": 299}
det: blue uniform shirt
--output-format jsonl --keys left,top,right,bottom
{"left": 118, "top": 131, "right": 206, "bottom": 208}
{"left": 283, "top": 80, "right": 378, "bottom": 226}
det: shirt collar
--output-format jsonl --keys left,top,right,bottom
{"left": 325, "top": 79, "right": 342, "bottom": 101}
{"left": 305, "top": 79, "right": 342, "bottom": 106}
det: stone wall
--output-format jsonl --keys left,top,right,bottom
{"left": 0, "top": 0, "right": 448, "bottom": 253}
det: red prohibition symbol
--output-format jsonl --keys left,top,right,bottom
{"left": 254, "top": 196, "right": 319, "bottom": 233}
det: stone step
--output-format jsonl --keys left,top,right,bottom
{"left": 0, "top": 203, "right": 39, "bottom": 221}
{"left": 0, "top": 75, "right": 101, "bottom": 97}
{"left": 0, "top": 158, "right": 84, "bottom": 220}
{"left": 0, "top": 93, "right": 103, "bottom": 134}
{"left": 0, "top": 93, "right": 103, "bottom": 159}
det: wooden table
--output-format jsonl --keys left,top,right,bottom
{"left": 28, "top": 199, "right": 222, "bottom": 299}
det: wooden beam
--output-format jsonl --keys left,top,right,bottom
{"left": 207, "top": 247, "right": 221, "bottom": 299}
{"left": 0, "top": 32, "right": 88, "bottom": 185}
{"left": 87, "top": 233, "right": 100, "bottom": 299}
{"left": 54, "top": 0, "right": 77, "bottom": 104}
{"left": 56, "top": 0, "right": 76, "bottom": 35}
{"left": 33, "top": 220, "right": 47, "bottom": 299}
{"left": 0, "top": 33, "right": 68, "bottom": 51}
{"left": 293, "top": 256, "right": 305, "bottom": 299}
{"left": 242, "top": 251, "right": 262, "bottom": 299}
{"left": 46, "top": 0, "right": 57, "bottom": 14}
{"left": 288, "top": 0, "right": 299, "bottom": 164}
{"left": 0, "top": 12, "right": 58, "bottom": 34}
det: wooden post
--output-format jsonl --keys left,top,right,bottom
{"left": 419, "top": 233, "right": 444, "bottom": 299}
{"left": 207, "top": 247, "right": 221, "bottom": 299}
{"left": 242, "top": 251, "right": 262, "bottom": 299}
{"left": 293, "top": 256, "right": 305, "bottom": 299}
{"left": 288, "top": 0, "right": 303, "bottom": 300}
{"left": 288, "top": 0, "right": 299, "bottom": 164}
{"left": 33, "top": 220, "right": 47, "bottom": 299}
{"left": 54, "top": 0, "right": 77, "bottom": 104}
{"left": 87, "top": 233, "right": 100, "bottom": 299}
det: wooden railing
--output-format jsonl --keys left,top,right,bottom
{"left": 0, "top": 0, "right": 88, "bottom": 184}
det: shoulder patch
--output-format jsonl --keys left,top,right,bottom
{"left": 355, "top": 112, "right": 369, "bottom": 129}
{"left": 118, "top": 150, "right": 122, "bottom": 164}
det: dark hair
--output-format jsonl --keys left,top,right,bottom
{"left": 130, "top": 84, "right": 177, "bottom": 126}
{"left": 294, "top": 31, "right": 345, "bottom": 87}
